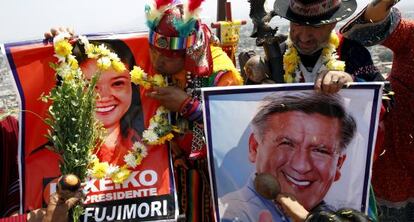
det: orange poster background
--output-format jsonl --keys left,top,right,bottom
{"left": 4, "top": 33, "right": 176, "bottom": 216}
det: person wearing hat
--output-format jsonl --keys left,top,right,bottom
{"left": 143, "top": 0, "right": 243, "bottom": 221}
{"left": 245, "top": 0, "right": 384, "bottom": 90}
{"left": 340, "top": 1, "right": 414, "bottom": 221}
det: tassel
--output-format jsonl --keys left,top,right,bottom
{"left": 145, "top": 0, "right": 174, "bottom": 29}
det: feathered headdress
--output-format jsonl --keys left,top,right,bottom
{"left": 145, "top": 0, "right": 212, "bottom": 77}
{"left": 145, "top": 0, "right": 204, "bottom": 37}
{"left": 173, "top": 0, "right": 204, "bottom": 37}
{"left": 145, "top": 0, "right": 175, "bottom": 30}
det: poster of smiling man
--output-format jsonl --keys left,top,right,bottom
{"left": 2, "top": 32, "right": 177, "bottom": 221}
{"left": 202, "top": 83, "right": 382, "bottom": 222}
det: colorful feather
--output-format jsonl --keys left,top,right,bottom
{"left": 173, "top": 18, "right": 197, "bottom": 37}
{"left": 188, "top": 0, "right": 204, "bottom": 12}
{"left": 182, "top": 0, "right": 204, "bottom": 23}
{"left": 155, "top": 0, "right": 174, "bottom": 9}
{"left": 173, "top": 0, "right": 204, "bottom": 36}
{"left": 145, "top": 0, "right": 175, "bottom": 30}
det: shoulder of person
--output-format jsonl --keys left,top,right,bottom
{"left": 340, "top": 37, "right": 371, "bottom": 59}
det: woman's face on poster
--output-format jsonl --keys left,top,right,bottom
{"left": 81, "top": 59, "right": 132, "bottom": 130}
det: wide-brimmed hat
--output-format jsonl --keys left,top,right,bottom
{"left": 274, "top": 0, "right": 357, "bottom": 26}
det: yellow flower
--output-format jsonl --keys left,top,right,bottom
{"left": 54, "top": 39, "right": 73, "bottom": 57}
{"left": 67, "top": 55, "right": 79, "bottom": 70}
{"left": 64, "top": 72, "right": 74, "bottom": 82}
{"left": 130, "top": 66, "right": 146, "bottom": 85}
{"left": 111, "top": 167, "right": 131, "bottom": 184}
{"left": 92, "top": 161, "right": 109, "bottom": 179}
{"left": 97, "top": 57, "right": 111, "bottom": 70}
{"left": 158, "top": 133, "right": 174, "bottom": 145}
{"left": 329, "top": 32, "right": 340, "bottom": 48}
{"left": 283, "top": 47, "right": 299, "bottom": 75}
{"left": 326, "top": 60, "right": 346, "bottom": 71}
{"left": 112, "top": 61, "right": 126, "bottom": 73}
{"left": 284, "top": 73, "right": 294, "bottom": 83}
{"left": 136, "top": 155, "right": 144, "bottom": 166}
{"left": 97, "top": 44, "right": 111, "bottom": 56}
{"left": 85, "top": 44, "right": 98, "bottom": 59}
{"left": 152, "top": 74, "right": 166, "bottom": 87}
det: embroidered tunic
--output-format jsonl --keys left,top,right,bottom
{"left": 144, "top": 44, "right": 243, "bottom": 221}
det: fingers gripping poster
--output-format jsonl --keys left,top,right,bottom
{"left": 3, "top": 32, "right": 178, "bottom": 221}
{"left": 202, "top": 84, "right": 382, "bottom": 222}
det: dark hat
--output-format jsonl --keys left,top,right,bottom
{"left": 273, "top": 0, "right": 357, "bottom": 26}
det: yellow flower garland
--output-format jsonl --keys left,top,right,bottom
{"left": 88, "top": 141, "right": 148, "bottom": 184}
{"left": 129, "top": 67, "right": 176, "bottom": 145}
{"left": 130, "top": 65, "right": 167, "bottom": 88}
{"left": 283, "top": 32, "right": 346, "bottom": 83}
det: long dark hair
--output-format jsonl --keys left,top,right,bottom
{"left": 73, "top": 39, "right": 144, "bottom": 139}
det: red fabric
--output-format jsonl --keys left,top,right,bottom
{"left": 0, "top": 115, "right": 20, "bottom": 216}
{"left": 155, "top": 8, "right": 182, "bottom": 37}
{"left": 188, "top": 0, "right": 204, "bottom": 12}
{"left": 155, "top": 0, "right": 173, "bottom": 9}
{"left": 373, "top": 106, "right": 386, "bottom": 162}
{"left": 0, "top": 214, "right": 27, "bottom": 222}
{"left": 371, "top": 19, "right": 414, "bottom": 203}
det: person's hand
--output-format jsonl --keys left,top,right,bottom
{"left": 364, "top": 0, "right": 400, "bottom": 22}
{"left": 146, "top": 86, "right": 189, "bottom": 112}
{"left": 44, "top": 27, "right": 75, "bottom": 39}
{"left": 41, "top": 175, "right": 84, "bottom": 222}
{"left": 276, "top": 194, "right": 309, "bottom": 222}
{"left": 314, "top": 70, "right": 353, "bottom": 94}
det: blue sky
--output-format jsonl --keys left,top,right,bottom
{"left": 0, "top": 0, "right": 411, "bottom": 43}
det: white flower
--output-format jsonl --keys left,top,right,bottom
{"left": 86, "top": 168, "right": 94, "bottom": 178}
{"left": 53, "top": 32, "right": 71, "bottom": 44}
{"left": 140, "top": 146, "right": 148, "bottom": 158}
{"left": 156, "top": 106, "right": 167, "bottom": 115}
{"left": 132, "top": 141, "right": 145, "bottom": 152}
{"left": 148, "top": 120, "right": 159, "bottom": 130}
{"left": 143, "top": 130, "right": 159, "bottom": 142}
{"left": 106, "top": 165, "right": 120, "bottom": 176}
{"left": 54, "top": 54, "right": 66, "bottom": 63}
{"left": 98, "top": 44, "right": 111, "bottom": 56}
{"left": 97, "top": 56, "right": 111, "bottom": 70}
{"left": 142, "top": 71, "right": 148, "bottom": 79}
{"left": 108, "top": 52, "right": 120, "bottom": 61}
{"left": 124, "top": 152, "right": 137, "bottom": 168}
{"left": 78, "top": 35, "right": 90, "bottom": 47}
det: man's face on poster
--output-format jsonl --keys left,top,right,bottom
{"left": 249, "top": 111, "right": 346, "bottom": 210}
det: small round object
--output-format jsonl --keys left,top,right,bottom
{"left": 254, "top": 173, "right": 280, "bottom": 200}
{"left": 59, "top": 174, "right": 81, "bottom": 192}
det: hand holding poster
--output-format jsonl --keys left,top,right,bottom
{"left": 202, "top": 84, "right": 382, "bottom": 222}
{"left": 3, "top": 32, "right": 178, "bottom": 221}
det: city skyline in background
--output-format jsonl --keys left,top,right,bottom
{"left": 1, "top": 0, "right": 414, "bottom": 43}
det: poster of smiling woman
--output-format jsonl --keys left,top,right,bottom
{"left": 2, "top": 32, "right": 178, "bottom": 221}
{"left": 202, "top": 83, "right": 382, "bottom": 222}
